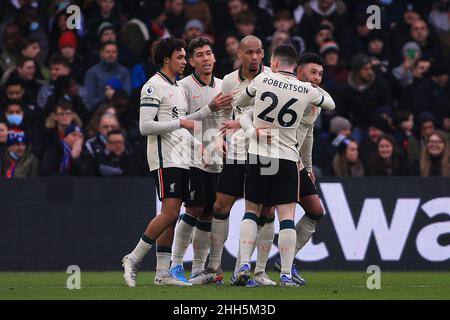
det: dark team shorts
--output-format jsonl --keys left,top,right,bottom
{"left": 185, "top": 167, "right": 220, "bottom": 214}
{"left": 216, "top": 162, "right": 247, "bottom": 198}
{"left": 299, "top": 168, "right": 318, "bottom": 198}
{"left": 151, "top": 167, "right": 190, "bottom": 202}
{"left": 245, "top": 154, "right": 299, "bottom": 206}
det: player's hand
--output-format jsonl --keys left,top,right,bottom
{"left": 219, "top": 120, "right": 241, "bottom": 134}
{"left": 255, "top": 126, "right": 272, "bottom": 144}
{"left": 209, "top": 93, "right": 233, "bottom": 112}
{"left": 214, "top": 132, "right": 228, "bottom": 156}
{"left": 180, "top": 119, "right": 195, "bottom": 131}
{"left": 71, "top": 137, "right": 84, "bottom": 159}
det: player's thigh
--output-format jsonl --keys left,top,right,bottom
{"left": 185, "top": 167, "right": 207, "bottom": 218}
{"left": 244, "top": 155, "right": 271, "bottom": 206}
{"left": 268, "top": 159, "right": 299, "bottom": 206}
{"left": 152, "top": 167, "right": 190, "bottom": 203}
{"left": 216, "top": 162, "right": 246, "bottom": 198}
{"left": 203, "top": 172, "right": 220, "bottom": 216}
{"left": 298, "top": 168, "right": 318, "bottom": 199}
{"left": 299, "top": 194, "right": 324, "bottom": 215}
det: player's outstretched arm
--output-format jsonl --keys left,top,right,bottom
{"left": 185, "top": 93, "right": 233, "bottom": 121}
{"left": 139, "top": 107, "right": 194, "bottom": 135}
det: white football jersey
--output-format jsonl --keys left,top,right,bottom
{"left": 246, "top": 69, "right": 325, "bottom": 162}
{"left": 179, "top": 73, "right": 229, "bottom": 172}
{"left": 221, "top": 65, "right": 268, "bottom": 161}
{"left": 140, "top": 71, "right": 191, "bottom": 171}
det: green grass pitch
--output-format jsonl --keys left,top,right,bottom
{"left": 1, "top": 272, "right": 450, "bottom": 300}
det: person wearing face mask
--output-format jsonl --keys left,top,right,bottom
{"left": 420, "top": 130, "right": 450, "bottom": 177}
{"left": 2, "top": 101, "right": 42, "bottom": 157}
{"left": 331, "top": 138, "right": 365, "bottom": 177}
{"left": 0, "top": 130, "right": 39, "bottom": 178}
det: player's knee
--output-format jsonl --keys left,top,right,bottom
{"left": 161, "top": 209, "right": 180, "bottom": 224}
{"left": 213, "top": 200, "right": 232, "bottom": 217}
{"left": 260, "top": 206, "right": 275, "bottom": 217}
{"left": 186, "top": 206, "right": 203, "bottom": 218}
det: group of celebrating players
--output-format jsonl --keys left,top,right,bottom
{"left": 122, "top": 34, "right": 335, "bottom": 287}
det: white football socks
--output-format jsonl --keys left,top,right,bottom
{"left": 208, "top": 216, "right": 229, "bottom": 271}
{"left": 171, "top": 214, "right": 197, "bottom": 268}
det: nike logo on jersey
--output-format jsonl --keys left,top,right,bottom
{"left": 192, "top": 95, "right": 201, "bottom": 99}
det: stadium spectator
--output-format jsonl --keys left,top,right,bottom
{"left": 42, "top": 101, "right": 82, "bottom": 153}
{"left": 391, "top": 2, "right": 425, "bottom": 54}
{"left": 429, "top": 0, "right": 450, "bottom": 58}
{"left": 84, "top": 113, "right": 119, "bottom": 159}
{"left": 58, "top": 31, "right": 86, "bottom": 84}
{"left": 320, "top": 39, "right": 349, "bottom": 95}
{"left": 104, "top": 77, "right": 123, "bottom": 101}
{"left": 0, "top": 23, "right": 22, "bottom": 76}
{"left": 366, "top": 30, "right": 391, "bottom": 73}
{"left": 367, "top": 134, "right": 410, "bottom": 176}
{"left": 392, "top": 42, "right": 422, "bottom": 88}
{"left": 20, "top": 37, "right": 45, "bottom": 74}
{"left": 0, "top": 121, "right": 8, "bottom": 150}
{"left": 225, "top": 0, "right": 273, "bottom": 38}
{"left": 40, "top": 124, "right": 93, "bottom": 176}
{"left": 130, "top": 41, "right": 157, "bottom": 90}
{"left": 1, "top": 57, "right": 42, "bottom": 103}
{"left": 420, "top": 130, "right": 450, "bottom": 177}
{"left": 392, "top": 110, "right": 420, "bottom": 167}
{"left": 85, "top": 0, "right": 124, "bottom": 44}
{"left": 399, "top": 58, "right": 431, "bottom": 110}
{"left": 417, "top": 112, "right": 439, "bottom": 145}
{"left": 164, "top": 0, "right": 187, "bottom": 38}
{"left": 315, "top": 115, "right": 352, "bottom": 173}
{"left": 183, "top": 20, "right": 206, "bottom": 45}
{"left": 0, "top": 130, "right": 39, "bottom": 178}
{"left": 92, "top": 129, "right": 142, "bottom": 177}
{"left": 266, "top": 10, "right": 305, "bottom": 55}
{"left": 2, "top": 76, "right": 41, "bottom": 127}
{"left": 338, "top": 53, "right": 393, "bottom": 141}
{"left": 216, "top": 34, "right": 241, "bottom": 78}
{"left": 409, "top": 19, "right": 446, "bottom": 62}
{"left": 184, "top": 0, "right": 213, "bottom": 35}
{"left": 15, "top": 4, "right": 49, "bottom": 63}
{"left": 36, "top": 54, "right": 70, "bottom": 109}
{"left": 84, "top": 41, "right": 131, "bottom": 111}
{"left": 309, "top": 24, "right": 334, "bottom": 54}
{"left": 359, "top": 116, "right": 391, "bottom": 166}
{"left": 412, "top": 61, "right": 450, "bottom": 126}
{"left": 43, "top": 75, "right": 89, "bottom": 125}
{"left": 299, "top": 0, "right": 348, "bottom": 50}
{"left": 331, "top": 138, "right": 364, "bottom": 177}
{"left": 2, "top": 101, "right": 42, "bottom": 157}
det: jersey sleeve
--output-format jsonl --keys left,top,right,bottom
{"left": 307, "top": 83, "right": 335, "bottom": 111}
{"left": 140, "top": 81, "right": 162, "bottom": 107}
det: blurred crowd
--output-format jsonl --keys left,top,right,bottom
{"left": 0, "top": 0, "right": 449, "bottom": 178}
